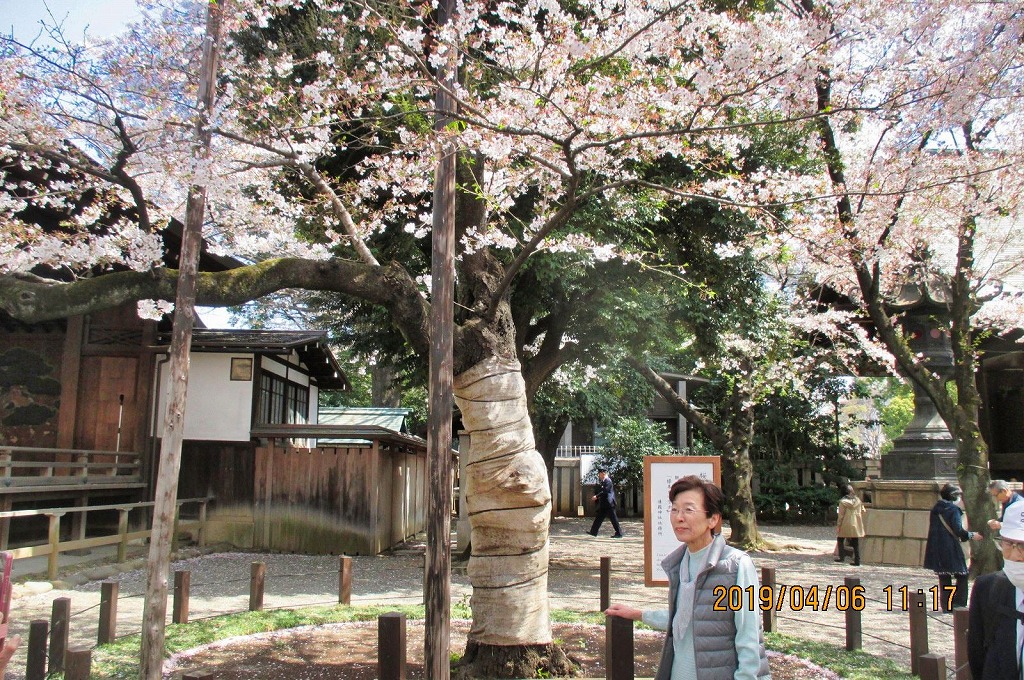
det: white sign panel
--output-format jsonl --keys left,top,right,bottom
{"left": 643, "top": 456, "right": 721, "bottom": 586}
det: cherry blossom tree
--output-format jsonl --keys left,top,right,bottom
{"left": 787, "top": 0, "right": 1024, "bottom": 573}
{"left": 1, "top": 0, "right": 830, "bottom": 674}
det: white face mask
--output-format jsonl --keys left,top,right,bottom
{"left": 1003, "top": 559, "right": 1024, "bottom": 590}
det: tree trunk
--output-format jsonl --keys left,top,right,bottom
{"left": 452, "top": 356, "right": 577, "bottom": 678}
{"left": 531, "top": 411, "right": 569, "bottom": 489}
{"left": 720, "top": 444, "right": 763, "bottom": 549}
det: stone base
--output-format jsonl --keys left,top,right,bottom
{"left": 881, "top": 451, "right": 958, "bottom": 480}
{"left": 855, "top": 479, "right": 967, "bottom": 567}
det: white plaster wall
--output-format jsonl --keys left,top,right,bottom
{"left": 155, "top": 353, "right": 255, "bottom": 441}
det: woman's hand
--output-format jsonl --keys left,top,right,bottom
{"left": 604, "top": 603, "right": 642, "bottom": 620}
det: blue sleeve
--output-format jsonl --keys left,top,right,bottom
{"left": 641, "top": 608, "right": 670, "bottom": 630}
{"left": 733, "top": 556, "right": 762, "bottom": 680}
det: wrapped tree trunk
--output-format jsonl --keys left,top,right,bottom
{"left": 453, "top": 356, "right": 575, "bottom": 678}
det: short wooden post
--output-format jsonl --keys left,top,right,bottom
{"left": 909, "top": 590, "right": 929, "bottom": 676}
{"left": 952, "top": 608, "right": 971, "bottom": 680}
{"left": 844, "top": 576, "right": 862, "bottom": 651}
{"left": 339, "top": 555, "right": 352, "bottom": 605}
{"left": 378, "top": 611, "right": 407, "bottom": 680}
{"left": 249, "top": 561, "right": 266, "bottom": 611}
{"left": 919, "top": 653, "right": 946, "bottom": 680}
{"left": 97, "top": 580, "right": 118, "bottom": 644}
{"left": 197, "top": 500, "right": 208, "bottom": 547}
{"left": 26, "top": 619, "right": 48, "bottom": 680}
{"left": 600, "top": 556, "right": 612, "bottom": 612}
{"left": 605, "top": 614, "right": 635, "bottom": 680}
{"left": 172, "top": 506, "right": 181, "bottom": 553}
{"left": 182, "top": 671, "right": 214, "bottom": 679}
{"left": 48, "top": 596, "right": 70, "bottom": 674}
{"left": 117, "top": 509, "right": 130, "bottom": 563}
{"left": 63, "top": 646, "right": 91, "bottom": 680}
{"left": 173, "top": 570, "right": 191, "bottom": 624}
{"left": 47, "top": 513, "right": 63, "bottom": 580}
{"left": 761, "top": 567, "right": 776, "bottom": 633}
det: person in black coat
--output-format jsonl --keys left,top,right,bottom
{"left": 587, "top": 469, "right": 623, "bottom": 538}
{"left": 923, "top": 483, "right": 981, "bottom": 610}
{"left": 968, "top": 500, "right": 1024, "bottom": 680}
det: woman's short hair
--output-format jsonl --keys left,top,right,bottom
{"left": 842, "top": 484, "right": 854, "bottom": 496}
{"left": 669, "top": 475, "right": 725, "bottom": 518}
{"left": 940, "top": 483, "right": 962, "bottom": 501}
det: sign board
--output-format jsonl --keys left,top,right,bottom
{"left": 643, "top": 456, "right": 720, "bottom": 586}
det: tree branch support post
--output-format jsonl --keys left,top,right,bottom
{"left": 425, "top": 0, "right": 458, "bottom": 673}
{"left": 138, "top": 2, "right": 227, "bottom": 677}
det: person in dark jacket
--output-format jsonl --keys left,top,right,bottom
{"left": 587, "top": 469, "right": 623, "bottom": 538}
{"left": 968, "top": 499, "right": 1024, "bottom": 680}
{"left": 924, "top": 483, "right": 982, "bottom": 611}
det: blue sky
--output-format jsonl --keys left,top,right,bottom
{"left": 0, "top": 0, "right": 140, "bottom": 43}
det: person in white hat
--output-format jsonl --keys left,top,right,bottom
{"left": 968, "top": 498, "right": 1024, "bottom": 679}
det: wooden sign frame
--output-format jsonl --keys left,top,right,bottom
{"left": 643, "top": 456, "right": 721, "bottom": 586}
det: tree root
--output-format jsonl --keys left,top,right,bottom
{"left": 453, "top": 640, "right": 580, "bottom": 679}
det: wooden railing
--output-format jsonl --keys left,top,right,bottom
{"left": 0, "top": 446, "right": 144, "bottom": 493}
{"left": 0, "top": 497, "right": 210, "bottom": 579}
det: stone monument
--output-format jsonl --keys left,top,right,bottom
{"left": 859, "top": 277, "right": 964, "bottom": 566}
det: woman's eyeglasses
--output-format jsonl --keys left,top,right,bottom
{"left": 999, "top": 538, "right": 1024, "bottom": 555}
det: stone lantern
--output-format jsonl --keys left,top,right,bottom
{"left": 860, "top": 275, "right": 963, "bottom": 566}
{"left": 881, "top": 279, "right": 959, "bottom": 480}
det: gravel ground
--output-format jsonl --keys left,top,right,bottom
{"left": 5, "top": 518, "right": 956, "bottom": 678}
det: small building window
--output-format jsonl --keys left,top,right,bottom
{"left": 257, "top": 373, "right": 309, "bottom": 425}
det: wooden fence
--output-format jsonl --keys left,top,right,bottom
{"left": 0, "top": 446, "right": 143, "bottom": 492}
{"left": 0, "top": 497, "right": 210, "bottom": 580}
{"left": 19, "top": 556, "right": 966, "bottom": 680}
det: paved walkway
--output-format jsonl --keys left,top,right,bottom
{"left": 5, "top": 518, "right": 957, "bottom": 678}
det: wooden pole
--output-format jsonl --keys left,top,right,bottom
{"left": 952, "top": 607, "right": 971, "bottom": 680}
{"left": 761, "top": 567, "right": 776, "bottom": 634}
{"left": 249, "top": 561, "right": 266, "bottom": 611}
{"left": 138, "top": 3, "right": 227, "bottom": 677}
{"left": 48, "top": 596, "right": 70, "bottom": 675}
{"left": 844, "top": 576, "right": 862, "bottom": 651}
{"left": 98, "top": 580, "right": 118, "bottom": 644}
{"left": 605, "top": 615, "right": 635, "bottom": 680}
{"left": 173, "top": 570, "right": 191, "bottom": 624}
{"left": 47, "top": 513, "right": 62, "bottom": 580}
{"left": 339, "top": 555, "right": 352, "bottom": 605}
{"left": 425, "top": 0, "right": 457, "bottom": 672}
{"left": 600, "top": 556, "right": 612, "bottom": 612}
{"left": 378, "top": 612, "right": 407, "bottom": 680}
{"left": 26, "top": 619, "right": 48, "bottom": 680}
{"left": 908, "top": 590, "right": 929, "bottom": 676}
{"left": 117, "top": 509, "right": 130, "bottom": 563}
{"left": 64, "top": 647, "right": 91, "bottom": 680}
{"left": 918, "top": 653, "right": 946, "bottom": 680}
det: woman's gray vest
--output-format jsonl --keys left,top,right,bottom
{"left": 655, "top": 534, "right": 771, "bottom": 680}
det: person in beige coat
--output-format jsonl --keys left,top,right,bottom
{"left": 835, "top": 485, "right": 865, "bottom": 566}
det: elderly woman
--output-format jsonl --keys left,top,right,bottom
{"left": 605, "top": 475, "right": 770, "bottom": 680}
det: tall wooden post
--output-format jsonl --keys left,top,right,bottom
{"left": 138, "top": 2, "right": 227, "bottom": 678}
{"left": 425, "top": 0, "right": 458, "bottom": 675}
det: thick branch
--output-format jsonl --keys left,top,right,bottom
{"left": 0, "top": 257, "right": 438, "bottom": 356}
